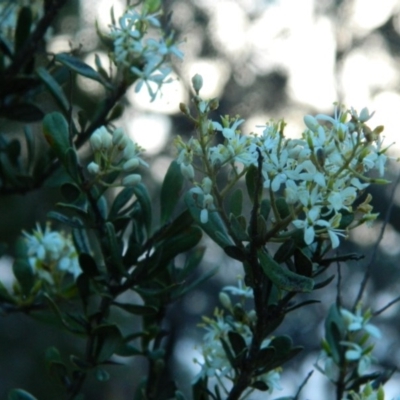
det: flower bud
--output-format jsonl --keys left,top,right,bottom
{"left": 112, "top": 128, "right": 125, "bottom": 146}
{"left": 99, "top": 129, "right": 112, "bottom": 150}
{"left": 122, "top": 174, "right": 141, "bottom": 186}
{"left": 191, "top": 74, "right": 203, "bottom": 94}
{"left": 303, "top": 115, "right": 319, "bottom": 132}
{"left": 87, "top": 161, "right": 100, "bottom": 175}
{"left": 90, "top": 133, "right": 102, "bottom": 151}
{"left": 122, "top": 158, "right": 140, "bottom": 172}
{"left": 180, "top": 163, "right": 195, "bottom": 180}
{"left": 179, "top": 102, "right": 190, "bottom": 115}
{"left": 359, "top": 107, "right": 374, "bottom": 122}
{"left": 202, "top": 177, "right": 213, "bottom": 194}
{"left": 209, "top": 98, "right": 219, "bottom": 111}
{"left": 219, "top": 292, "right": 232, "bottom": 310}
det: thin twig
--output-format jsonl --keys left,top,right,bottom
{"left": 293, "top": 370, "right": 314, "bottom": 400}
{"left": 353, "top": 170, "right": 400, "bottom": 310}
{"left": 373, "top": 295, "right": 400, "bottom": 316}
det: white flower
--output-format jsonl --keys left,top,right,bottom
{"left": 212, "top": 118, "right": 245, "bottom": 140}
{"left": 223, "top": 278, "right": 253, "bottom": 298}
{"left": 110, "top": 7, "right": 183, "bottom": 100}
{"left": 23, "top": 224, "right": 81, "bottom": 280}
{"left": 261, "top": 369, "right": 282, "bottom": 394}
{"left": 341, "top": 341, "right": 373, "bottom": 376}
{"left": 340, "top": 308, "right": 381, "bottom": 338}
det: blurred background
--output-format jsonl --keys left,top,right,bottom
{"left": 1, "top": 0, "right": 400, "bottom": 398}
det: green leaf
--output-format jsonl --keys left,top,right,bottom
{"left": 76, "top": 274, "right": 90, "bottom": 308}
{"left": 55, "top": 53, "right": 106, "bottom": 85}
{"left": 36, "top": 67, "right": 69, "bottom": 113}
{"left": 112, "top": 302, "right": 158, "bottom": 316}
{"left": 104, "top": 221, "right": 125, "bottom": 276}
{"left": 258, "top": 250, "right": 314, "bottom": 293}
{"left": 154, "top": 209, "right": 194, "bottom": 243}
{"left": 60, "top": 182, "right": 81, "bottom": 203}
{"left": 228, "top": 189, "right": 243, "bottom": 217}
{"left": 48, "top": 211, "right": 86, "bottom": 228}
{"left": 142, "top": 226, "right": 203, "bottom": 282}
{"left": 192, "top": 377, "right": 209, "bottom": 400}
{"left": 270, "top": 335, "right": 293, "bottom": 356}
{"left": 94, "top": 53, "right": 109, "bottom": 81}
{"left": 254, "top": 347, "right": 275, "bottom": 370}
{"left": 178, "top": 246, "right": 206, "bottom": 280}
{"left": 93, "top": 324, "right": 123, "bottom": 362}
{"left": 15, "top": 7, "right": 32, "bottom": 53}
{"left": 45, "top": 346, "right": 62, "bottom": 364}
{"left": 70, "top": 355, "right": 92, "bottom": 371}
{"left": 274, "top": 240, "right": 296, "bottom": 264}
{"left": 24, "top": 126, "right": 35, "bottom": 168}
{"left": 107, "top": 103, "right": 124, "bottom": 121}
{"left": 12, "top": 259, "right": 35, "bottom": 295}
{"left": 131, "top": 183, "right": 152, "bottom": 236}
{"left": 251, "top": 381, "right": 269, "bottom": 391}
{"left": 115, "top": 343, "right": 142, "bottom": 357}
{"left": 324, "top": 304, "right": 346, "bottom": 363}
{"left": 160, "top": 160, "right": 184, "bottom": 224}
{"left": 64, "top": 147, "right": 80, "bottom": 182}
{"left": 72, "top": 222, "right": 91, "bottom": 254}
{"left": 314, "top": 275, "right": 335, "bottom": 290}
{"left": 229, "top": 214, "right": 249, "bottom": 241}
{"left": 228, "top": 331, "right": 247, "bottom": 359}
{"left": 42, "top": 112, "right": 70, "bottom": 163}
{"left": 45, "top": 347, "right": 69, "bottom": 387}
{"left": 224, "top": 246, "right": 246, "bottom": 262}
{"left": 220, "top": 337, "right": 236, "bottom": 368}
{"left": 108, "top": 187, "right": 135, "bottom": 220}
{"left": 294, "top": 248, "right": 313, "bottom": 277}
{"left": 185, "top": 190, "right": 233, "bottom": 249}
{"left": 245, "top": 165, "right": 258, "bottom": 203}
{"left": 7, "top": 389, "right": 37, "bottom": 400}
{"left": 275, "top": 197, "right": 290, "bottom": 219}
{"left": 173, "top": 266, "right": 217, "bottom": 299}
{"left": 339, "top": 210, "right": 355, "bottom": 229}
{"left": 78, "top": 253, "right": 98, "bottom": 277}
{"left": 260, "top": 198, "right": 271, "bottom": 220}
{"left": 43, "top": 294, "right": 85, "bottom": 334}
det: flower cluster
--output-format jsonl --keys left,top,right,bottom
{"left": 176, "top": 76, "right": 392, "bottom": 249}
{"left": 109, "top": 7, "right": 183, "bottom": 100}
{"left": 316, "top": 305, "right": 381, "bottom": 382}
{"left": 88, "top": 126, "right": 147, "bottom": 187}
{"left": 23, "top": 223, "right": 81, "bottom": 282}
{"left": 194, "top": 279, "right": 282, "bottom": 396}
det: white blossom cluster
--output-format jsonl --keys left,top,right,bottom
{"left": 109, "top": 7, "right": 183, "bottom": 100}
{"left": 316, "top": 306, "right": 380, "bottom": 382}
{"left": 193, "top": 280, "right": 282, "bottom": 396}
{"left": 88, "top": 126, "right": 147, "bottom": 187}
{"left": 176, "top": 85, "right": 392, "bottom": 249}
{"left": 23, "top": 223, "right": 81, "bottom": 281}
